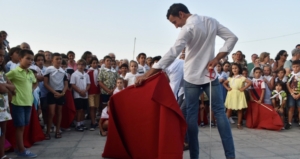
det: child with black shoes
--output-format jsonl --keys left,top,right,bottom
{"left": 70, "top": 59, "right": 90, "bottom": 132}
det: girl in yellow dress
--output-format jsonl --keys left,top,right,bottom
{"left": 223, "top": 63, "right": 252, "bottom": 129}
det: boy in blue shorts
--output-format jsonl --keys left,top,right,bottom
{"left": 6, "top": 49, "right": 37, "bottom": 158}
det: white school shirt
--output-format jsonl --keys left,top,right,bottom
{"left": 165, "top": 59, "right": 184, "bottom": 100}
{"left": 152, "top": 14, "right": 238, "bottom": 85}
{"left": 70, "top": 70, "right": 91, "bottom": 99}
{"left": 101, "top": 107, "right": 109, "bottom": 119}
{"left": 124, "top": 72, "right": 141, "bottom": 86}
{"left": 113, "top": 87, "right": 124, "bottom": 95}
{"left": 138, "top": 64, "right": 150, "bottom": 74}
{"left": 44, "top": 66, "right": 67, "bottom": 91}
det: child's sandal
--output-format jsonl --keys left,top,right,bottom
{"left": 237, "top": 124, "right": 243, "bottom": 130}
{"left": 55, "top": 132, "right": 62, "bottom": 139}
{"left": 45, "top": 133, "right": 51, "bottom": 140}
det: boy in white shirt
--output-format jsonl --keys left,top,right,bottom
{"left": 137, "top": 53, "right": 150, "bottom": 74}
{"left": 113, "top": 78, "right": 124, "bottom": 94}
{"left": 124, "top": 61, "right": 141, "bottom": 87}
{"left": 70, "top": 59, "right": 91, "bottom": 132}
{"left": 5, "top": 47, "right": 21, "bottom": 72}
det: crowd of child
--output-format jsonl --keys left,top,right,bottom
{"left": 0, "top": 30, "right": 300, "bottom": 158}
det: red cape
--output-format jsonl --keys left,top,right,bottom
{"left": 102, "top": 72, "right": 187, "bottom": 159}
{"left": 53, "top": 90, "right": 76, "bottom": 128}
{"left": 6, "top": 106, "right": 45, "bottom": 149}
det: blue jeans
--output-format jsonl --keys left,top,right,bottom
{"left": 184, "top": 79, "right": 235, "bottom": 159}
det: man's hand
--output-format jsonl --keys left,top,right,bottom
{"left": 207, "top": 58, "right": 219, "bottom": 71}
{"left": 135, "top": 75, "right": 147, "bottom": 87}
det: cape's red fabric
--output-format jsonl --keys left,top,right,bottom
{"left": 6, "top": 106, "right": 45, "bottom": 149}
{"left": 246, "top": 89, "right": 283, "bottom": 131}
{"left": 102, "top": 72, "right": 187, "bottom": 159}
{"left": 53, "top": 90, "right": 76, "bottom": 128}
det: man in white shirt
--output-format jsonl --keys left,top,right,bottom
{"left": 136, "top": 3, "right": 237, "bottom": 159}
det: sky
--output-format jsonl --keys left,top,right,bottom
{"left": 1, "top": 0, "right": 300, "bottom": 62}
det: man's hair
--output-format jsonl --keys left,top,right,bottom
{"left": 81, "top": 51, "right": 92, "bottom": 60}
{"left": 295, "top": 44, "right": 300, "bottom": 48}
{"left": 8, "top": 47, "right": 22, "bottom": 57}
{"left": 292, "top": 48, "right": 300, "bottom": 56}
{"left": 77, "top": 59, "right": 87, "bottom": 66}
{"left": 120, "top": 63, "right": 128, "bottom": 69}
{"left": 292, "top": 59, "right": 300, "bottom": 66}
{"left": 103, "top": 55, "right": 112, "bottom": 62}
{"left": 19, "top": 49, "right": 34, "bottom": 58}
{"left": 34, "top": 53, "right": 46, "bottom": 62}
{"left": 166, "top": 3, "right": 190, "bottom": 19}
{"left": 67, "top": 51, "right": 75, "bottom": 56}
{"left": 52, "top": 53, "right": 61, "bottom": 59}
{"left": 0, "top": 31, "right": 7, "bottom": 35}
{"left": 137, "top": 52, "right": 147, "bottom": 59}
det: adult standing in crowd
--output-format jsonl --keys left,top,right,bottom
{"left": 81, "top": 51, "right": 93, "bottom": 68}
{"left": 284, "top": 48, "right": 300, "bottom": 75}
{"left": 136, "top": 3, "right": 237, "bottom": 159}
{"left": 234, "top": 51, "right": 247, "bottom": 68}
{"left": 272, "top": 50, "right": 288, "bottom": 72}
{"left": 259, "top": 52, "right": 270, "bottom": 67}
{"left": 247, "top": 53, "right": 258, "bottom": 75}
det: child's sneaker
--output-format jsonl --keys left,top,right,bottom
{"left": 281, "top": 127, "right": 285, "bottom": 130}
{"left": 200, "top": 122, "right": 205, "bottom": 127}
{"left": 17, "top": 149, "right": 37, "bottom": 158}
{"left": 90, "top": 124, "right": 97, "bottom": 131}
{"left": 229, "top": 117, "right": 235, "bottom": 124}
{"left": 285, "top": 123, "right": 292, "bottom": 130}
{"left": 76, "top": 126, "right": 84, "bottom": 132}
{"left": 81, "top": 124, "right": 88, "bottom": 130}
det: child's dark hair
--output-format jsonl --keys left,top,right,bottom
{"left": 8, "top": 47, "right": 21, "bottom": 58}
{"left": 277, "top": 68, "right": 286, "bottom": 75}
{"left": 34, "top": 53, "right": 46, "bottom": 62}
{"left": 0, "top": 44, "right": 6, "bottom": 72}
{"left": 62, "top": 60, "right": 67, "bottom": 66}
{"left": 137, "top": 52, "right": 147, "bottom": 59}
{"left": 67, "top": 51, "right": 75, "bottom": 57}
{"left": 152, "top": 56, "right": 162, "bottom": 63}
{"left": 229, "top": 63, "right": 242, "bottom": 77}
{"left": 60, "top": 53, "right": 68, "bottom": 59}
{"left": 253, "top": 67, "right": 262, "bottom": 73}
{"left": 90, "top": 57, "right": 99, "bottom": 65}
{"left": 117, "top": 77, "right": 124, "bottom": 82}
{"left": 275, "top": 81, "right": 285, "bottom": 89}
{"left": 103, "top": 55, "right": 112, "bottom": 62}
{"left": 52, "top": 53, "right": 61, "bottom": 60}
{"left": 77, "top": 59, "right": 87, "bottom": 66}
{"left": 242, "top": 68, "right": 248, "bottom": 73}
{"left": 119, "top": 63, "right": 128, "bottom": 69}
{"left": 81, "top": 51, "right": 92, "bottom": 61}
{"left": 292, "top": 60, "right": 300, "bottom": 66}
{"left": 216, "top": 62, "right": 223, "bottom": 72}
{"left": 19, "top": 49, "right": 34, "bottom": 58}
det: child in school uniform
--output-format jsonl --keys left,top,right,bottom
{"left": 113, "top": 78, "right": 124, "bottom": 94}
{"left": 44, "top": 53, "right": 68, "bottom": 139}
{"left": 6, "top": 49, "right": 37, "bottom": 157}
{"left": 70, "top": 59, "right": 90, "bottom": 132}
{"left": 223, "top": 63, "right": 252, "bottom": 129}
{"left": 119, "top": 63, "right": 128, "bottom": 79}
{"left": 87, "top": 57, "right": 100, "bottom": 131}
{"left": 215, "top": 62, "right": 227, "bottom": 102}
{"left": 124, "top": 61, "right": 141, "bottom": 87}
{"left": 271, "top": 81, "right": 287, "bottom": 129}
{"left": 98, "top": 56, "right": 118, "bottom": 109}
{"left": 0, "top": 46, "right": 14, "bottom": 159}
{"left": 5, "top": 47, "right": 21, "bottom": 72}
{"left": 222, "top": 61, "right": 231, "bottom": 77}
{"left": 99, "top": 101, "right": 109, "bottom": 136}
{"left": 137, "top": 53, "right": 150, "bottom": 74}
{"left": 263, "top": 65, "right": 274, "bottom": 105}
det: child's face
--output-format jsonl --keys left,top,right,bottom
{"left": 275, "top": 85, "right": 282, "bottom": 92}
{"left": 111, "top": 61, "right": 116, "bottom": 69}
{"left": 86, "top": 54, "right": 92, "bottom": 64}
{"left": 254, "top": 59, "right": 259, "bottom": 64}
{"left": 77, "top": 63, "right": 85, "bottom": 72}
{"left": 44, "top": 52, "right": 51, "bottom": 62}
{"left": 62, "top": 64, "right": 67, "bottom": 70}
{"left": 0, "top": 49, "right": 4, "bottom": 65}
{"left": 20, "top": 54, "right": 34, "bottom": 69}
{"left": 223, "top": 63, "right": 229, "bottom": 72}
{"left": 292, "top": 64, "right": 300, "bottom": 73}
{"left": 116, "top": 79, "right": 124, "bottom": 89}
{"left": 146, "top": 58, "right": 152, "bottom": 65}
{"left": 11, "top": 52, "right": 20, "bottom": 62}
{"left": 263, "top": 67, "right": 271, "bottom": 76}
{"left": 121, "top": 67, "right": 128, "bottom": 74}
{"left": 277, "top": 71, "right": 284, "bottom": 78}
{"left": 139, "top": 55, "right": 146, "bottom": 65}
{"left": 130, "top": 62, "right": 138, "bottom": 73}
{"left": 231, "top": 65, "right": 239, "bottom": 75}
{"left": 254, "top": 70, "right": 262, "bottom": 78}
{"left": 68, "top": 53, "right": 75, "bottom": 62}
{"left": 216, "top": 64, "right": 222, "bottom": 72}
{"left": 35, "top": 56, "right": 44, "bottom": 68}
{"left": 242, "top": 70, "right": 248, "bottom": 77}
{"left": 91, "top": 60, "right": 98, "bottom": 69}
{"left": 62, "top": 58, "right": 68, "bottom": 63}
{"left": 104, "top": 58, "right": 111, "bottom": 68}
{"left": 52, "top": 56, "right": 62, "bottom": 68}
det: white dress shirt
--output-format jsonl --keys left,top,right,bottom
{"left": 153, "top": 14, "right": 238, "bottom": 85}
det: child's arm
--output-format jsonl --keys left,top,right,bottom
{"left": 98, "top": 81, "right": 112, "bottom": 95}
{"left": 44, "top": 75, "right": 60, "bottom": 96}
{"left": 271, "top": 98, "right": 276, "bottom": 108}
{"left": 99, "top": 119, "right": 107, "bottom": 136}
{"left": 0, "top": 83, "right": 9, "bottom": 94}
{"left": 239, "top": 78, "right": 252, "bottom": 92}
{"left": 36, "top": 75, "right": 44, "bottom": 82}
{"left": 264, "top": 77, "right": 274, "bottom": 90}
{"left": 259, "top": 89, "right": 265, "bottom": 104}
{"left": 199, "top": 93, "right": 205, "bottom": 109}
{"left": 287, "top": 81, "right": 292, "bottom": 94}
{"left": 223, "top": 80, "right": 231, "bottom": 91}
{"left": 124, "top": 80, "right": 128, "bottom": 88}
{"left": 62, "top": 80, "right": 68, "bottom": 95}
